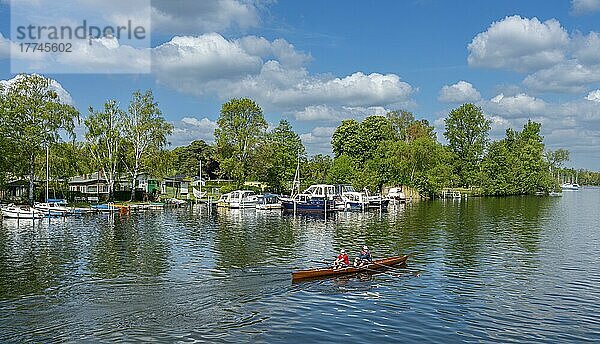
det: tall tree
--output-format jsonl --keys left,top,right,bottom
{"left": 3, "top": 74, "right": 79, "bottom": 204}
{"left": 172, "top": 140, "right": 219, "bottom": 179}
{"left": 123, "top": 90, "right": 173, "bottom": 200}
{"left": 331, "top": 119, "right": 362, "bottom": 159}
{"left": 215, "top": 98, "right": 267, "bottom": 185}
{"left": 386, "top": 110, "right": 415, "bottom": 141}
{"left": 443, "top": 103, "right": 491, "bottom": 187}
{"left": 263, "top": 120, "right": 305, "bottom": 193}
{"left": 85, "top": 100, "right": 125, "bottom": 201}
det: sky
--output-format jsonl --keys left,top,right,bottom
{"left": 0, "top": 0, "right": 599, "bottom": 169}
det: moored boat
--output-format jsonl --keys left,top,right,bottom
{"left": 292, "top": 255, "right": 409, "bottom": 282}
{"left": 216, "top": 193, "right": 232, "bottom": 208}
{"left": 229, "top": 190, "right": 258, "bottom": 209}
{"left": 281, "top": 184, "right": 338, "bottom": 213}
{"left": 1, "top": 204, "right": 44, "bottom": 219}
{"left": 256, "top": 194, "right": 282, "bottom": 210}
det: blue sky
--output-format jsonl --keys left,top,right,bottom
{"left": 1, "top": 0, "right": 599, "bottom": 169}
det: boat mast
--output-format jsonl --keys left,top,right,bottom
{"left": 292, "top": 148, "right": 301, "bottom": 197}
{"left": 46, "top": 144, "right": 49, "bottom": 203}
{"left": 199, "top": 158, "right": 202, "bottom": 194}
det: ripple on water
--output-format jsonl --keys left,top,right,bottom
{"left": 1, "top": 194, "right": 600, "bottom": 342}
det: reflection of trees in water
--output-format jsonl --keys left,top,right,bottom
{"left": 332, "top": 203, "right": 443, "bottom": 262}
{"left": 88, "top": 214, "right": 170, "bottom": 279}
{"left": 213, "top": 209, "right": 298, "bottom": 269}
{"left": 0, "top": 221, "right": 78, "bottom": 298}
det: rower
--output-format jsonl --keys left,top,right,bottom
{"left": 333, "top": 249, "right": 350, "bottom": 269}
{"left": 354, "top": 245, "right": 372, "bottom": 267}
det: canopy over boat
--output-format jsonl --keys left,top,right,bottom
{"left": 291, "top": 255, "right": 409, "bottom": 282}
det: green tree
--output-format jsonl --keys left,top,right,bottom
{"left": 123, "top": 90, "right": 173, "bottom": 200}
{"left": 215, "top": 98, "right": 267, "bottom": 185}
{"left": 263, "top": 120, "right": 305, "bottom": 193}
{"left": 328, "top": 155, "right": 356, "bottom": 184}
{"left": 172, "top": 140, "right": 219, "bottom": 179}
{"left": 386, "top": 109, "right": 415, "bottom": 141}
{"left": 331, "top": 119, "right": 363, "bottom": 159}
{"left": 444, "top": 103, "right": 491, "bottom": 187}
{"left": 481, "top": 121, "right": 553, "bottom": 195}
{"left": 85, "top": 100, "right": 125, "bottom": 201}
{"left": 301, "top": 154, "right": 332, "bottom": 189}
{"left": 3, "top": 74, "right": 79, "bottom": 204}
{"left": 360, "top": 115, "right": 395, "bottom": 160}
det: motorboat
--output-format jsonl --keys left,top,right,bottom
{"left": 1, "top": 204, "right": 44, "bottom": 219}
{"left": 338, "top": 185, "right": 369, "bottom": 211}
{"left": 229, "top": 190, "right": 258, "bottom": 209}
{"left": 281, "top": 184, "right": 338, "bottom": 213}
{"left": 256, "top": 194, "right": 282, "bottom": 210}
{"left": 216, "top": 193, "right": 231, "bottom": 208}
{"left": 561, "top": 183, "right": 580, "bottom": 190}
{"left": 387, "top": 187, "right": 406, "bottom": 203}
{"left": 34, "top": 199, "right": 71, "bottom": 216}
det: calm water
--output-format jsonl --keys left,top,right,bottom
{"left": 1, "top": 189, "right": 599, "bottom": 343}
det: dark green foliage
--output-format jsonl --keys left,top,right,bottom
{"left": 444, "top": 103, "right": 491, "bottom": 187}
{"left": 481, "top": 121, "right": 553, "bottom": 195}
{"left": 171, "top": 140, "right": 219, "bottom": 179}
{"left": 2, "top": 74, "right": 79, "bottom": 203}
{"left": 215, "top": 98, "right": 268, "bottom": 185}
{"left": 261, "top": 120, "right": 305, "bottom": 193}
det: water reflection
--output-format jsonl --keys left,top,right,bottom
{"left": 0, "top": 190, "right": 599, "bottom": 343}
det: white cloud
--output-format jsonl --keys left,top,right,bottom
{"left": 0, "top": 74, "right": 73, "bottom": 105}
{"left": 469, "top": 16, "right": 600, "bottom": 94}
{"left": 523, "top": 60, "right": 600, "bottom": 93}
{"left": 468, "top": 15, "right": 569, "bottom": 72}
{"left": 151, "top": 0, "right": 261, "bottom": 34}
{"left": 170, "top": 117, "right": 218, "bottom": 146}
{"left": 152, "top": 33, "right": 415, "bottom": 111}
{"left": 571, "top": 0, "right": 600, "bottom": 15}
{"left": 300, "top": 126, "right": 336, "bottom": 155}
{"left": 294, "top": 105, "right": 389, "bottom": 122}
{"left": 586, "top": 89, "right": 600, "bottom": 102}
{"left": 438, "top": 81, "right": 481, "bottom": 103}
{"left": 572, "top": 32, "right": 600, "bottom": 65}
{"left": 487, "top": 93, "right": 547, "bottom": 117}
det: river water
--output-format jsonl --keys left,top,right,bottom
{"left": 1, "top": 189, "right": 599, "bottom": 343}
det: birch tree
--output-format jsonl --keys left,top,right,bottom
{"left": 123, "top": 90, "right": 173, "bottom": 201}
{"left": 2, "top": 74, "right": 79, "bottom": 204}
{"left": 85, "top": 100, "right": 124, "bottom": 201}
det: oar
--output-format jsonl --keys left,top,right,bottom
{"left": 369, "top": 259, "right": 408, "bottom": 273}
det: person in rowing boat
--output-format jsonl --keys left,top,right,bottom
{"left": 333, "top": 249, "right": 350, "bottom": 269}
{"left": 354, "top": 245, "right": 372, "bottom": 267}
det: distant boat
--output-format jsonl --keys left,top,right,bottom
{"left": 229, "top": 190, "right": 258, "bottom": 209}
{"left": 561, "top": 183, "right": 580, "bottom": 190}
{"left": 549, "top": 191, "right": 562, "bottom": 196}
{"left": 1, "top": 204, "right": 44, "bottom": 219}
{"left": 386, "top": 187, "right": 406, "bottom": 203}
{"left": 281, "top": 184, "right": 338, "bottom": 213}
{"left": 216, "top": 193, "right": 232, "bottom": 208}
{"left": 256, "top": 194, "right": 282, "bottom": 210}
{"left": 91, "top": 203, "right": 120, "bottom": 212}
{"left": 339, "top": 185, "right": 369, "bottom": 211}
{"left": 34, "top": 199, "right": 70, "bottom": 216}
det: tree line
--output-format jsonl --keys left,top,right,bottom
{"left": 0, "top": 74, "right": 586, "bottom": 203}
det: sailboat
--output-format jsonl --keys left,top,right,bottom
{"left": 280, "top": 150, "right": 337, "bottom": 213}
{"left": 192, "top": 159, "right": 207, "bottom": 200}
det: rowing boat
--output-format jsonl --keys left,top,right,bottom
{"left": 292, "top": 255, "right": 409, "bottom": 282}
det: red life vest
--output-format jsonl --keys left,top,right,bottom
{"left": 337, "top": 253, "right": 349, "bottom": 265}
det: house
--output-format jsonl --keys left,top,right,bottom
{"left": 68, "top": 172, "right": 161, "bottom": 201}
{"left": 161, "top": 175, "right": 192, "bottom": 198}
